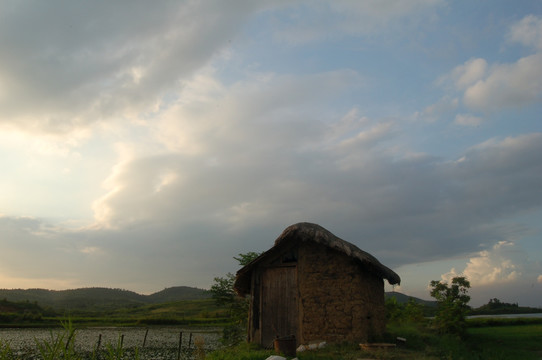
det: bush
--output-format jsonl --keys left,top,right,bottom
{"left": 430, "top": 276, "right": 471, "bottom": 336}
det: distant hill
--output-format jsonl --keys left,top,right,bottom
{"left": 385, "top": 291, "right": 437, "bottom": 307}
{"left": 0, "top": 286, "right": 210, "bottom": 312}
{"left": 147, "top": 286, "right": 210, "bottom": 303}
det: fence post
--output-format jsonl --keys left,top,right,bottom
{"left": 96, "top": 334, "right": 102, "bottom": 352}
{"left": 176, "top": 331, "right": 183, "bottom": 360}
{"left": 143, "top": 328, "right": 149, "bottom": 347}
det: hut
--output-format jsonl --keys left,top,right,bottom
{"left": 233, "top": 222, "right": 400, "bottom": 348}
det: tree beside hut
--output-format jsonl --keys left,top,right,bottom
{"left": 233, "top": 222, "right": 401, "bottom": 348}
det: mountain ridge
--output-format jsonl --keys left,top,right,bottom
{"left": 385, "top": 291, "right": 437, "bottom": 307}
{"left": 0, "top": 286, "right": 210, "bottom": 311}
{"left": 0, "top": 286, "right": 432, "bottom": 312}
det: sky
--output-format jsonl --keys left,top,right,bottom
{"left": 0, "top": 0, "right": 541, "bottom": 308}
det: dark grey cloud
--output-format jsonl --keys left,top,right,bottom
{"left": 2, "top": 53, "right": 540, "bottom": 291}
{"left": 90, "top": 69, "right": 542, "bottom": 273}
{"left": 0, "top": 0, "right": 262, "bottom": 133}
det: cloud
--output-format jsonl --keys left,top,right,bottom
{"left": 272, "top": 0, "right": 443, "bottom": 44}
{"left": 438, "top": 16, "right": 542, "bottom": 112}
{"left": 507, "top": 15, "right": 542, "bottom": 51}
{"left": 0, "top": 214, "right": 222, "bottom": 292}
{"left": 450, "top": 133, "right": 542, "bottom": 218}
{"left": 463, "top": 53, "right": 542, "bottom": 110}
{"left": 0, "top": 216, "right": 73, "bottom": 280}
{"left": 2, "top": 74, "right": 541, "bottom": 294}
{"left": 86, "top": 128, "right": 542, "bottom": 293}
{"left": 0, "top": 1, "right": 263, "bottom": 135}
{"left": 440, "top": 240, "right": 542, "bottom": 306}
{"left": 454, "top": 113, "right": 483, "bottom": 127}
{"left": 413, "top": 96, "right": 458, "bottom": 123}
{"left": 92, "top": 69, "right": 365, "bottom": 229}
{"left": 442, "top": 241, "right": 522, "bottom": 286}
{"left": 0, "top": 272, "right": 79, "bottom": 291}
{"left": 1, "top": 2, "right": 541, "bottom": 298}
{"left": 444, "top": 58, "right": 488, "bottom": 90}
{"left": 90, "top": 66, "right": 542, "bottom": 269}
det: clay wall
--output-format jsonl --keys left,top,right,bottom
{"left": 296, "top": 242, "right": 386, "bottom": 343}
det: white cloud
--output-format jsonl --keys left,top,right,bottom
{"left": 446, "top": 58, "right": 488, "bottom": 90}
{"left": 0, "top": 126, "right": 90, "bottom": 157}
{"left": 463, "top": 53, "right": 542, "bottom": 110}
{"left": 434, "top": 16, "right": 542, "bottom": 114}
{"left": 507, "top": 15, "right": 542, "bottom": 51}
{"left": 438, "top": 53, "right": 542, "bottom": 112}
{"left": 464, "top": 241, "right": 522, "bottom": 285}
{"left": 440, "top": 240, "right": 542, "bottom": 306}
{"left": 437, "top": 16, "right": 542, "bottom": 112}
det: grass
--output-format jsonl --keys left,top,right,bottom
{"left": 2, "top": 309, "right": 541, "bottom": 359}
{"left": 207, "top": 320, "right": 542, "bottom": 360}
{"left": 205, "top": 343, "right": 277, "bottom": 360}
{"left": 465, "top": 324, "right": 542, "bottom": 359}
{"left": 13, "top": 298, "right": 233, "bottom": 328}
{"left": 0, "top": 320, "right": 141, "bottom": 360}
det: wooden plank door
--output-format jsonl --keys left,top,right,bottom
{"left": 261, "top": 266, "right": 297, "bottom": 348}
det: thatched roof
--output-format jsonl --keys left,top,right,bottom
{"left": 234, "top": 222, "right": 401, "bottom": 295}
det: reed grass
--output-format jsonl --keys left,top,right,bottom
{"left": 0, "top": 320, "right": 141, "bottom": 360}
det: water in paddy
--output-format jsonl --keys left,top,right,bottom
{"left": 0, "top": 327, "right": 221, "bottom": 359}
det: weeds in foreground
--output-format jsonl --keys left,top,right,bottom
{"left": 0, "top": 321, "right": 142, "bottom": 360}
{"left": 194, "top": 335, "right": 205, "bottom": 360}
{"left": 36, "top": 319, "right": 81, "bottom": 360}
{"left": 103, "top": 334, "right": 141, "bottom": 360}
{"left": 0, "top": 340, "right": 13, "bottom": 360}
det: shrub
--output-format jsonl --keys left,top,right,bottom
{"left": 429, "top": 276, "right": 471, "bottom": 336}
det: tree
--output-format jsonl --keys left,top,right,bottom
{"left": 233, "top": 252, "right": 261, "bottom": 266}
{"left": 403, "top": 298, "right": 425, "bottom": 323}
{"left": 385, "top": 296, "right": 402, "bottom": 322}
{"left": 210, "top": 252, "right": 261, "bottom": 346}
{"left": 429, "top": 276, "right": 471, "bottom": 336}
{"left": 385, "top": 296, "right": 425, "bottom": 324}
{"left": 210, "top": 273, "right": 236, "bottom": 307}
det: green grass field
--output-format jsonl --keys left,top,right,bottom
{"left": 465, "top": 324, "right": 542, "bottom": 359}
{"left": 207, "top": 321, "right": 542, "bottom": 360}
{"left": 3, "top": 296, "right": 541, "bottom": 359}
{"left": 0, "top": 298, "right": 232, "bottom": 328}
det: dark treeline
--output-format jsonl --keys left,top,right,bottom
{"left": 470, "top": 298, "right": 542, "bottom": 315}
{"left": 386, "top": 293, "right": 542, "bottom": 318}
